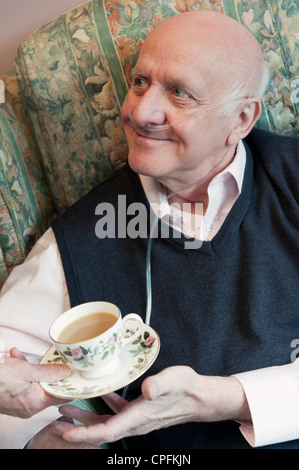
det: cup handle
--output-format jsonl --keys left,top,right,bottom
{"left": 122, "top": 313, "right": 144, "bottom": 345}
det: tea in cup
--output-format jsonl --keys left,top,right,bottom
{"left": 49, "top": 301, "right": 144, "bottom": 379}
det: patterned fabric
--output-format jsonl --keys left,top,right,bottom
{"left": 223, "top": 0, "right": 299, "bottom": 136}
{"left": 0, "top": 0, "right": 298, "bottom": 286}
{"left": 0, "top": 72, "right": 56, "bottom": 287}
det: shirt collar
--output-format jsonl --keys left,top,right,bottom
{"left": 139, "top": 140, "right": 246, "bottom": 208}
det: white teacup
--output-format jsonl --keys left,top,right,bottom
{"left": 49, "top": 301, "right": 144, "bottom": 379}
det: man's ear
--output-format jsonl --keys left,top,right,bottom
{"left": 227, "top": 98, "right": 261, "bottom": 146}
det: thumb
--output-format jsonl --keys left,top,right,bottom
{"left": 27, "top": 362, "right": 71, "bottom": 382}
{"left": 142, "top": 366, "right": 195, "bottom": 400}
{"left": 10, "top": 347, "right": 71, "bottom": 382}
{"left": 141, "top": 368, "right": 177, "bottom": 400}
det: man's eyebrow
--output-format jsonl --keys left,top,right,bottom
{"left": 131, "top": 68, "right": 147, "bottom": 79}
{"left": 131, "top": 68, "right": 207, "bottom": 101}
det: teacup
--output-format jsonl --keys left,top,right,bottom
{"left": 49, "top": 301, "right": 144, "bottom": 379}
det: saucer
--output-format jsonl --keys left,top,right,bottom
{"left": 40, "top": 326, "right": 160, "bottom": 399}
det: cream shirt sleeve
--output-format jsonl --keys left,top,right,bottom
{"left": 0, "top": 228, "right": 70, "bottom": 449}
{"left": 234, "top": 360, "right": 299, "bottom": 447}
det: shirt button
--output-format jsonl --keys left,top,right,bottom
{"left": 206, "top": 224, "right": 213, "bottom": 232}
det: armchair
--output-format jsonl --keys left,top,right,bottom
{"left": 0, "top": 0, "right": 298, "bottom": 288}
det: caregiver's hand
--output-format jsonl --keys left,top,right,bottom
{"left": 52, "top": 366, "right": 251, "bottom": 446}
{"left": 0, "top": 347, "right": 71, "bottom": 418}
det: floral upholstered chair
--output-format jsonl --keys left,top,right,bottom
{"left": 0, "top": 0, "right": 298, "bottom": 288}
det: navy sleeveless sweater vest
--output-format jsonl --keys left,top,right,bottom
{"left": 52, "top": 129, "right": 299, "bottom": 449}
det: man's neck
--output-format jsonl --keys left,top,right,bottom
{"left": 162, "top": 184, "right": 210, "bottom": 215}
{"left": 159, "top": 145, "right": 238, "bottom": 214}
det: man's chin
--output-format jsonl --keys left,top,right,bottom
{"left": 127, "top": 152, "right": 177, "bottom": 183}
{"left": 127, "top": 157, "right": 156, "bottom": 178}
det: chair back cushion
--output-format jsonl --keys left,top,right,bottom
{"left": 0, "top": 0, "right": 298, "bottom": 285}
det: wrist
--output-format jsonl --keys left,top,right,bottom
{"left": 192, "top": 373, "right": 252, "bottom": 423}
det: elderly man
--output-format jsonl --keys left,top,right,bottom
{"left": 0, "top": 10, "right": 299, "bottom": 449}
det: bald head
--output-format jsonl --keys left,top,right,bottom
{"left": 142, "top": 11, "right": 268, "bottom": 102}
{"left": 123, "top": 10, "right": 265, "bottom": 195}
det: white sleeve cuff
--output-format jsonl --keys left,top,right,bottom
{"left": 0, "top": 406, "right": 61, "bottom": 449}
{"left": 234, "top": 360, "right": 299, "bottom": 447}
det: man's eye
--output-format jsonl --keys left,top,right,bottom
{"left": 132, "top": 77, "right": 148, "bottom": 89}
{"left": 172, "top": 88, "right": 190, "bottom": 99}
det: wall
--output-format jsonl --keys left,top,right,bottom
{"left": 0, "top": 0, "right": 85, "bottom": 73}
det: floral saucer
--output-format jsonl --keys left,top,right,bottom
{"left": 40, "top": 326, "right": 160, "bottom": 399}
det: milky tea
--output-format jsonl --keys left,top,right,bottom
{"left": 58, "top": 312, "right": 117, "bottom": 343}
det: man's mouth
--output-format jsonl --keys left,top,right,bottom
{"left": 131, "top": 123, "right": 172, "bottom": 142}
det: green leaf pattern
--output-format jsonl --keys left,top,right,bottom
{"left": 60, "top": 330, "right": 122, "bottom": 370}
{"left": 1, "top": 0, "right": 298, "bottom": 287}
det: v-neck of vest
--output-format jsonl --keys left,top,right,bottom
{"left": 128, "top": 143, "right": 253, "bottom": 256}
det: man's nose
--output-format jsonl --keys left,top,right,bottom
{"left": 128, "top": 88, "right": 167, "bottom": 128}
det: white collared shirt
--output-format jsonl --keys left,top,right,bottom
{"left": 1, "top": 140, "right": 299, "bottom": 448}
{"left": 140, "top": 140, "right": 246, "bottom": 241}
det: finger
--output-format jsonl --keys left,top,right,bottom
{"left": 59, "top": 404, "right": 107, "bottom": 426}
{"left": 61, "top": 397, "right": 151, "bottom": 445}
{"left": 57, "top": 415, "right": 74, "bottom": 424}
{"left": 142, "top": 375, "right": 159, "bottom": 400}
{"left": 102, "top": 392, "right": 128, "bottom": 413}
{"left": 51, "top": 415, "right": 75, "bottom": 435}
{"left": 27, "top": 363, "right": 72, "bottom": 382}
{"left": 51, "top": 420, "right": 75, "bottom": 436}
{"left": 62, "top": 417, "right": 118, "bottom": 445}
{"left": 9, "top": 348, "right": 71, "bottom": 382}
{"left": 141, "top": 371, "right": 173, "bottom": 400}
{"left": 10, "top": 347, "right": 27, "bottom": 360}
{"left": 142, "top": 366, "right": 192, "bottom": 400}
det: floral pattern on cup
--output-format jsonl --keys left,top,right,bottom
{"left": 60, "top": 329, "right": 123, "bottom": 370}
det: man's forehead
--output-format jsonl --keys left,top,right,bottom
{"left": 134, "top": 42, "right": 215, "bottom": 93}
{"left": 136, "top": 11, "right": 264, "bottom": 95}
{"left": 134, "top": 50, "right": 199, "bottom": 73}
{"left": 140, "top": 33, "right": 210, "bottom": 63}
